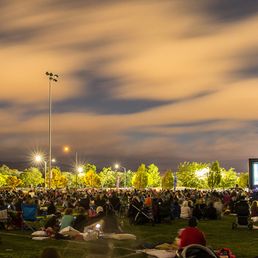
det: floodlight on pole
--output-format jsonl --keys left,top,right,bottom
{"left": 63, "top": 146, "right": 70, "bottom": 153}
{"left": 77, "top": 166, "right": 83, "bottom": 173}
{"left": 63, "top": 146, "right": 80, "bottom": 186}
{"left": 34, "top": 154, "right": 47, "bottom": 189}
{"left": 46, "top": 71, "right": 59, "bottom": 189}
{"left": 114, "top": 163, "right": 127, "bottom": 188}
{"left": 76, "top": 165, "right": 83, "bottom": 188}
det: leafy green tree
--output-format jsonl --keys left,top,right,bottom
{"left": 132, "top": 164, "right": 148, "bottom": 189}
{"left": 147, "top": 163, "right": 161, "bottom": 187}
{"left": 83, "top": 169, "right": 101, "bottom": 188}
{"left": 0, "top": 174, "right": 8, "bottom": 187}
{"left": 77, "top": 173, "right": 86, "bottom": 187}
{"left": 161, "top": 170, "right": 174, "bottom": 189}
{"left": 62, "top": 172, "right": 76, "bottom": 188}
{"left": 0, "top": 165, "right": 19, "bottom": 177}
{"left": 237, "top": 172, "right": 249, "bottom": 188}
{"left": 6, "top": 176, "right": 22, "bottom": 189}
{"left": 20, "top": 167, "right": 44, "bottom": 187}
{"left": 177, "top": 162, "right": 208, "bottom": 188}
{"left": 118, "top": 170, "right": 134, "bottom": 188}
{"left": 207, "top": 161, "right": 222, "bottom": 190}
{"left": 83, "top": 163, "right": 97, "bottom": 173}
{"left": 99, "top": 167, "right": 116, "bottom": 188}
{"left": 219, "top": 168, "right": 237, "bottom": 189}
{"left": 46, "top": 167, "right": 68, "bottom": 189}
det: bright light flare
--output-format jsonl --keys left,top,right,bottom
{"left": 35, "top": 154, "right": 43, "bottom": 163}
{"left": 95, "top": 224, "right": 101, "bottom": 229}
{"left": 63, "top": 146, "right": 70, "bottom": 153}
{"left": 114, "top": 163, "right": 120, "bottom": 169}
{"left": 77, "top": 166, "right": 83, "bottom": 173}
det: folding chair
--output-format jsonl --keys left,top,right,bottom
{"left": 21, "top": 204, "right": 42, "bottom": 231}
{"left": 175, "top": 244, "right": 218, "bottom": 258}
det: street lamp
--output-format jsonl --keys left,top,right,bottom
{"left": 63, "top": 146, "right": 70, "bottom": 153}
{"left": 35, "top": 154, "right": 47, "bottom": 189}
{"left": 76, "top": 166, "right": 83, "bottom": 188}
{"left": 114, "top": 163, "right": 127, "bottom": 188}
{"left": 46, "top": 71, "right": 59, "bottom": 188}
{"left": 63, "top": 145, "right": 79, "bottom": 178}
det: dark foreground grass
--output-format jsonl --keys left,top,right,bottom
{"left": 0, "top": 215, "right": 258, "bottom": 258}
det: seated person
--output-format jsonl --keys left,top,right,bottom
{"left": 60, "top": 208, "right": 74, "bottom": 230}
{"left": 171, "top": 200, "right": 181, "bottom": 219}
{"left": 144, "top": 195, "right": 152, "bottom": 207}
{"left": 73, "top": 207, "right": 88, "bottom": 232}
{"left": 178, "top": 217, "right": 206, "bottom": 250}
{"left": 44, "top": 212, "right": 61, "bottom": 234}
{"left": 192, "top": 204, "right": 203, "bottom": 220}
{"left": 213, "top": 198, "right": 223, "bottom": 219}
{"left": 235, "top": 198, "right": 249, "bottom": 216}
{"left": 251, "top": 201, "right": 258, "bottom": 222}
{"left": 109, "top": 193, "right": 121, "bottom": 212}
{"left": 180, "top": 201, "right": 191, "bottom": 219}
{"left": 47, "top": 201, "right": 56, "bottom": 215}
{"left": 204, "top": 203, "right": 217, "bottom": 220}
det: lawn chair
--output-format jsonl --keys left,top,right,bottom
{"left": 175, "top": 244, "right": 218, "bottom": 258}
{"left": 21, "top": 204, "right": 42, "bottom": 231}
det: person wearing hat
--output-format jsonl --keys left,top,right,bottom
{"left": 178, "top": 216, "right": 206, "bottom": 249}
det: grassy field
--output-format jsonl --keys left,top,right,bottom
{"left": 0, "top": 215, "right": 258, "bottom": 258}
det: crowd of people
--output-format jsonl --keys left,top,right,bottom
{"left": 0, "top": 186, "right": 257, "bottom": 257}
{"left": 0, "top": 186, "right": 256, "bottom": 229}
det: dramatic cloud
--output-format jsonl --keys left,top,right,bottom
{"left": 1, "top": 0, "right": 258, "bottom": 171}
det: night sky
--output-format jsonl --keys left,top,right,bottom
{"left": 1, "top": 0, "right": 258, "bottom": 172}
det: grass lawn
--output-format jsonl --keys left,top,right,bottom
{"left": 0, "top": 215, "right": 258, "bottom": 258}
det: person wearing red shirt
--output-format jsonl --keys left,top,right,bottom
{"left": 178, "top": 216, "right": 206, "bottom": 249}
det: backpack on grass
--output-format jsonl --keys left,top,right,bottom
{"left": 216, "top": 248, "right": 236, "bottom": 258}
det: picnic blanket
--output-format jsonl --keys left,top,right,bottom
{"left": 102, "top": 233, "right": 136, "bottom": 240}
{"left": 59, "top": 226, "right": 80, "bottom": 237}
{"left": 32, "top": 237, "right": 50, "bottom": 240}
{"left": 138, "top": 249, "right": 176, "bottom": 258}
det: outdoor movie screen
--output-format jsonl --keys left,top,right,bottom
{"left": 249, "top": 158, "right": 258, "bottom": 189}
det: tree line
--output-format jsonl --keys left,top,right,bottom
{"left": 0, "top": 161, "right": 249, "bottom": 189}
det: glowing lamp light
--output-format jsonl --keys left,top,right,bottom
{"left": 63, "top": 146, "right": 70, "bottom": 153}
{"left": 35, "top": 155, "right": 43, "bottom": 163}
{"left": 95, "top": 224, "right": 101, "bottom": 229}
{"left": 114, "top": 163, "right": 119, "bottom": 169}
{"left": 77, "top": 166, "right": 83, "bottom": 173}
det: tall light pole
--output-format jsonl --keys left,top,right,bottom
{"left": 63, "top": 146, "right": 80, "bottom": 187}
{"left": 46, "top": 72, "right": 59, "bottom": 188}
{"left": 114, "top": 163, "right": 127, "bottom": 188}
{"left": 35, "top": 154, "right": 47, "bottom": 189}
{"left": 76, "top": 166, "right": 83, "bottom": 189}
{"left": 63, "top": 145, "right": 78, "bottom": 171}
